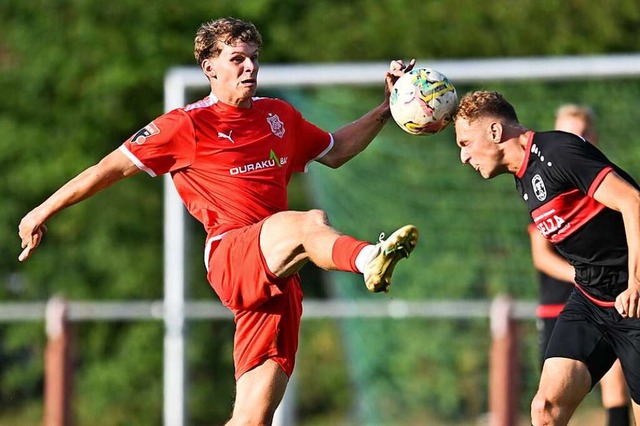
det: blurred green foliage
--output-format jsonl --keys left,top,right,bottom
{"left": 1, "top": 0, "right": 639, "bottom": 424}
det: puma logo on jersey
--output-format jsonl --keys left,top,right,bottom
{"left": 217, "top": 131, "right": 234, "bottom": 143}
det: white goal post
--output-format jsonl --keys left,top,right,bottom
{"left": 162, "top": 54, "right": 640, "bottom": 426}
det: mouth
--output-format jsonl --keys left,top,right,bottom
{"left": 241, "top": 78, "right": 257, "bottom": 86}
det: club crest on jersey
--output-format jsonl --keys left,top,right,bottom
{"left": 130, "top": 122, "right": 160, "bottom": 145}
{"left": 267, "top": 113, "right": 285, "bottom": 138}
{"left": 532, "top": 174, "right": 547, "bottom": 201}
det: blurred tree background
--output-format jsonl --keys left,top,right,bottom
{"left": 1, "top": 0, "right": 639, "bottom": 425}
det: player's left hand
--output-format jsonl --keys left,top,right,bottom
{"left": 384, "top": 58, "right": 416, "bottom": 98}
{"left": 615, "top": 286, "right": 640, "bottom": 318}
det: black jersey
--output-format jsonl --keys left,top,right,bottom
{"left": 537, "top": 272, "right": 573, "bottom": 305}
{"left": 515, "top": 131, "right": 639, "bottom": 303}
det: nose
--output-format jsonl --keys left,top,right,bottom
{"left": 460, "top": 147, "right": 471, "bottom": 164}
{"left": 244, "top": 57, "right": 258, "bottom": 72}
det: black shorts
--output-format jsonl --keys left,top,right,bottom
{"left": 537, "top": 317, "right": 557, "bottom": 367}
{"left": 545, "top": 289, "right": 640, "bottom": 403}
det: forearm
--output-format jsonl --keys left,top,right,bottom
{"left": 530, "top": 231, "right": 575, "bottom": 283}
{"left": 29, "top": 164, "right": 122, "bottom": 223}
{"left": 318, "top": 59, "right": 415, "bottom": 168}
{"left": 533, "top": 252, "right": 575, "bottom": 283}
{"left": 620, "top": 194, "right": 640, "bottom": 289}
{"left": 593, "top": 172, "right": 640, "bottom": 290}
{"left": 24, "top": 149, "right": 138, "bottom": 226}
{"left": 322, "top": 102, "right": 391, "bottom": 168}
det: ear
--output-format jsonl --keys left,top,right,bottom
{"left": 489, "top": 122, "right": 503, "bottom": 144}
{"left": 201, "top": 58, "right": 216, "bottom": 80}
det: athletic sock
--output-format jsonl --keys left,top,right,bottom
{"left": 354, "top": 245, "right": 377, "bottom": 273}
{"left": 331, "top": 235, "right": 370, "bottom": 273}
{"left": 607, "top": 405, "right": 630, "bottom": 426}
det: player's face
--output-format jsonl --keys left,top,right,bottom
{"left": 208, "top": 41, "right": 260, "bottom": 108}
{"left": 454, "top": 117, "right": 503, "bottom": 179}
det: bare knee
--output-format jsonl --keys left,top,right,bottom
{"left": 227, "top": 360, "right": 288, "bottom": 426}
{"left": 531, "top": 388, "right": 582, "bottom": 426}
{"left": 304, "top": 209, "right": 330, "bottom": 228}
{"left": 299, "top": 209, "right": 333, "bottom": 244}
{"left": 531, "top": 392, "right": 554, "bottom": 425}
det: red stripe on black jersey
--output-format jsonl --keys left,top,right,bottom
{"left": 587, "top": 166, "right": 613, "bottom": 197}
{"left": 531, "top": 189, "right": 606, "bottom": 244}
{"left": 515, "top": 131, "right": 535, "bottom": 179}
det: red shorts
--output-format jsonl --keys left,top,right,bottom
{"left": 206, "top": 220, "right": 303, "bottom": 380}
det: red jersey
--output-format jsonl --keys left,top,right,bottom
{"left": 120, "top": 94, "right": 333, "bottom": 238}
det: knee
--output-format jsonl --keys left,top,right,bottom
{"left": 304, "top": 209, "right": 330, "bottom": 227}
{"left": 531, "top": 392, "right": 553, "bottom": 425}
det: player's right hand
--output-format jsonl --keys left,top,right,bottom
{"left": 615, "top": 286, "right": 640, "bottom": 318}
{"left": 18, "top": 215, "right": 47, "bottom": 262}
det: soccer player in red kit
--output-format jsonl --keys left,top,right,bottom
{"left": 18, "top": 17, "right": 418, "bottom": 425}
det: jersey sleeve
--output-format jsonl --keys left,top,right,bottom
{"left": 549, "top": 133, "right": 613, "bottom": 196}
{"left": 286, "top": 105, "right": 333, "bottom": 173}
{"left": 119, "top": 109, "right": 196, "bottom": 177}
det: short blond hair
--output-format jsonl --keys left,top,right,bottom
{"left": 193, "top": 17, "right": 262, "bottom": 66}
{"left": 454, "top": 90, "right": 519, "bottom": 124}
{"left": 554, "top": 104, "right": 597, "bottom": 144}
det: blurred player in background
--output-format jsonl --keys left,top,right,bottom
{"left": 453, "top": 91, "right": 640, "bottom": 425}
{"left": 18, "top": 17, "right": 418, "bottom": 426}
{"left": 530, "top": 104, "right": 630, "bottom": 425}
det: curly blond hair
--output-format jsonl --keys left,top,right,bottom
{"left": 194, "top": 17, "right": 262, "bottom": 66}
{"left": 454, "top": 91, "right": 519, "bottom": 123}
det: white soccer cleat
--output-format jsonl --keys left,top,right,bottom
{"left": 364, "top": 225, "right": 419, "bottom": 293}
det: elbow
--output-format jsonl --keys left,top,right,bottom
{"left": 531, "top": 255, "right": 544, "bottom": 271}
{"left": 326, "top": 159, "right": 346, "bottom": 169}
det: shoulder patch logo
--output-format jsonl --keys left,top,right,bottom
{"left": 532, "top": 174, "right": 547, "bottom": 201}
{"left": 267, "top": 113, "right": 285, "bottom": 138}
{"left": 130, "top": 122, "right": 160, "bottom": 145}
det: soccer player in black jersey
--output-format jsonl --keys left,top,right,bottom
{"left": 529, "top": 104, "right": 629, "bottom": 425}
{"left": 453, "top": 91, "right": 640, "bottom": 425}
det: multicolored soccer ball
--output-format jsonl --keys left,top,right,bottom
{"left": 389, "top": 67, "right": 458, "bottom": 135}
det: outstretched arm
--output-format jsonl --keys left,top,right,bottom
{"left": 18, "top": 148, "right": 140, "bottom": 261}
{"left": 592, "top": 171, "right": 640, "bottom": 318}
{"left": 319, "top": 59, "right": 416, "bottom": 168}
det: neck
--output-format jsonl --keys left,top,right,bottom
{"left": 508, "top": 127, "right": 532, "bottom": 175}
{"left": 210, "top": 87, "right": 253, "bottom": 109}
{"left": 503, "top": 126, "right": 530, "bottom": 175}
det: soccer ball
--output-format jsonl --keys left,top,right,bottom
{"left": 389, "top": 67, "right": 458, "bottom": 135}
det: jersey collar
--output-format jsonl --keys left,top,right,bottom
{"left": 515, "top": 131, "right": 535, "bottom": 179}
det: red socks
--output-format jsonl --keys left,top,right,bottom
{"left": 331, "top": 235, "right": 369, "bottom": 273}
